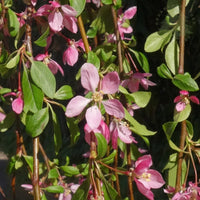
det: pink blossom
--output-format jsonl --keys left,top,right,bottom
{"left": 0, "top": 112, "right": 6, "bottom": 122}
{"left": 133, "top": 155, "right": 165, "bottom": 200}
{"left": 127, "top": 103, "right": 140, "bottom": 116}
{"left": 36, "top": 1, "right": 77, "bottom": 33}
{"left": 63, "top": 39, "right": 86, "bottom": 66}
{"left": 65, "top": 63, "right": 124, "bottom": 129}
{"left": 117, "top": 6, "right": 137, "bottom": 40}
{"left": 84, "top": 120, "right": 110, "bottom": 144}
{"left": 109, "top": 119, "right": 137, "bottom": 149}
{"left": 35, "top": 52, "right": 64, "bottom": 75}
{"left": 86, "top": 0, "right": 101, "bottom": 8}
{"left": 122, "top": 72, "right": 156, "bottom": 92}
{"left": 174, "top": 90, "right": 199, "bottom": 112}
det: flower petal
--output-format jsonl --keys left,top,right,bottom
{"left": 49, "top": 59, "right": 64, "bottom": 75}
{"left": 190, "top": 96, "right": 200, "bottom": 105}
{"left": 123, "top": 6, "right": 137, "bottom": 19}
{"left": 63, "top": 46, "right": 78, "bottom": 66}
{"left": 0, "top": 112, "right": 6, "bottom": 122}
{"left": 103, "top": 99, "right": 124, "bottom": 119}
{"left": 65, "top": 96, "right": 91, "bottom": 117}
{"left": 63, "top": 16, "right": 78, "bottom": 33}
{"left": 85, "top": 105, "right": 102, "bottom": 129}
{"left": 147, "top": 169, "right": 165, "bottom": 189}
{"left": 101, "top": 72, "right": 120, "bottom": 94}
{"left": 12, "top": 97, "right": 23, "bottom": 114}
{"left": 48, "top": 10, "right": 63, "bottom": 32}
{"left": 135, "top": 155, "right": 153, "bottom": 175}
{"left": 109, "top": 121, "right": 118, "bottom": 149}
{"left": 175, "top": 102, "right": 186, "bottom": 112}
{"left": 61, "top": 5, "right": 77, "bottom": 16}
{"left": 81, "top": 63, "right": 99, "bottom": 92}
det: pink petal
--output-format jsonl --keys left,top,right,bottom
{"left": 61, "top": 5, "right": 77, "bottom": 16}
{"left": 49, "top": 1, "right": 60, "bottom": 8}
{"left": 31, "top": 0, "right": 37, "bottom": 6}
{"left": 0, "top": 112, "right": 6, "bottom": 122}
{"left": 135, "top": 155, "right": 152, "bottom": 175}
{"left": 190, "top": 96, "right": 200, "bottom": 104}
{"left": 128, "top": 79, "right": 140, "bottom": 92}
{"left": 140, "top": 78, "right": 156, "bottom": 90}
{"left": 65, "top": 96, "right": 91, "bottom": 117}
{"left": 21, "top": 184, "right": 33, "bottom": 191}
{"left": 117, "top": 124, "right": 135, "bottom": 144}
{"left": 102, "top": 99, "right": 124, "bottom": 119}
{"left": 12, "top": 97, "right": 23, "bottom": 114}
{"left": 123, "top": 6, "right": 137, "bottom": 19}
{"left": 174, "top": 96, "right": 181, "bottom": 103}
{"left": 147, "top": 169, "right": 165, "bottom": 189}
{"left": 180, "top": 90, "right": 188, "bottom": 95}
{"left": 36, "top": 5, "right": 52, "bottom": 16}
{"left": 63, "top": 16, "right": 78, "bottom": 33}
{"left": 48, "top": 59, "right": 64, "bottom": 75}
{"left": 134, "top": 178, "right": 154, "bottom": 200}
{"left": 98, "top": 120, "right": 110, "bottom": 143}
{"left": 75, "top": 39, "right": 85, "bottom": 51}
{"left": 101, "top": 72, "right": 120, "bottom": 94}
{"left": 109, "top": 121, "right": 118, "bottom": 149}
{"left": 81, "top": 63, "right": 99, "bottom": 92}
{"left": 48, "top": 10, "right": 63, "bottom": 32}
{"left": 63, "top": 46, "right": 78, "bottom": 66}
{"left": 85, "top": 105, "right": 102, "bottom": 129}
{"left": 35, "top": 54, "right": 46, "bottom": 61}
{"left": 175, "top": 102, "right": 186, "bottom": 112}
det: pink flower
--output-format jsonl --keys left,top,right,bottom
{"left": 127, "top": 103, "right": 140, "bottom": 116}
{"left": 133, "top": 155, "right": 165, "bottom": 200}
{"left": 84, "top": 120, "right": 110, "bottom": 144}
{"left": 63, "top": 39, "right": 86, "bottom": 66}
{"left": 109, "top": 119, "right": 137, "bottom": 149}
{"left": 174, "top": 90, "right": 199, "bottom": 112}
{"left": 122, "top": 72, "right": 156, "bottom": 92}
{"left": 35, "top": 52, "right": 64, "bottom": 75}
{"left": 59, "top": 183, "right": 80, "bottom": 200}
{"left": 0, "top": 112, "right": 6, "bottom": 122}
{"left": 4, "top": 91, "right": 24, "bottom": 114}
{"left": 86, "top": 0, "right": 101, "bottom": 8}
{"left": 65, "top": 63, "right": 124, "bottom": 129}
{"left": 36, "top": 1, "right": 77, "bottom": 33}
{"left": 117, "top": 6, "right": 137, "bottom": 40}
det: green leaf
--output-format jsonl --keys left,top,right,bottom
{"left": 23, "top": 155, "right": 33, "bottom": 172}
{"left": 31, "top": 61, "right": 56, "bottom": 98}
{"left": 67, "top": 118, "right": 80, "bottom": 146}
{"left": 125, "top": 109, "right": 156, "bottom": 136}
{"left": 41, "top": 194, "right": 47, "bottom": 200}
{"left": 130, "top": 91, "right": 151, "bottom": 108}
{"left": 102, "top": 0, "right": 112, "bottom": 5}
{"left": 49, "top": 106, "right": 62, "bottom": 154}
{"left": 101, "top": 150, "right": 116, "bottom": 164}
{"left": 48, "top": 168, "right": 59, "bottom": 179}
{"left": 144, "top": 30, "right": 172, "bottom": 52}
{"left": 95, "top": 133, "right": 108, "bottom": 159}
{"left": 173, "top": 104, "right": 191, "bottom": 122}
{"left": 15, "top": 25, "right": 25, "bottom": 49}
{"left": 69, "top": 0, "right": 86, "bottom": 16}
{"left": 129, "top": 49, "right": 149, "bottom": 73}
{"left": 34, "top": 27, "right": 49, "bottom": 47}
{"left": 87, "top": 26, "right": 98, "bottom": 38}
{"left": 186, "top": 120, "right": 193, "bottom": 138}
{"left": 87, "top": 51, "right": 100, "bottom": 69}
{"left": 61, "top": 166, "right": 80, "bottom": 177}
{"left": 157, "top": 63, "right": 173, "bottom": 79}
{"left": 22, "top": 67, "right": 43, "bottom": 113}
{"left": 165, "top": 34, "right": 179, "bottom": 75}
{"left": 72, "top": 177, "right": 90, "bottom": 200}
{"left": 0, "top": 88, "right": 11, "bottom": 94}
{"left": 172, "top": 72, "right": 199, "bottom": 91}
{"left": 7, "top": 8, "right": 20, "bottom": 37}
{"left": 26, "top": 107, "right": 49, "bottom": 137}
{"left": 162, "top": 121, "right": 178, "bottom": 140}
{"left": 44, "top": 185, "right": 64, "bottom": 193}
{"left": 5, "top": 52, "right": 20, "bottom": 69}
{"left": 0, "top": 112, "right": 16, "bottom": 132}
{"left": 54, "top": 85, "right": 73, "bottom": 100}
{"left": 15, "top": 158, "right": 23, "bottom": 170}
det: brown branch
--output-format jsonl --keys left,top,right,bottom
{"left": 39, "top": 142, "right": 50, "bottom": 172}
{"left": 114, "top": 148, "right": 121, "bottom": 196}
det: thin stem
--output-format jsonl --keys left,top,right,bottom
{"left": 114, "top": 148, "right": 121, "bottom": 196}
{"left": 127, "top": 144, "right": 134, "bottom": 200}
{"left": 111, "top": 6, "right": 123, "bottom": 74}
{"left": 33, "top": 137, "right": 41, "bottom": 200}
{"left": 39, "top": 142, "right": 50, "bottom": 172}
{"left": 175, "top": 0, "right": 186, "bottom": 193}
{"left": 77, "top": 16, "right": 90, "bottom": 54}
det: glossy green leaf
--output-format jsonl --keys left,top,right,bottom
{"left": 87, "top": 51, "right": 100, "bottom": 69}
{"left": 130, "top": 91, "right": 151, "bottom": 108}
{"left": 165, "top": 34, "right": 179, "bottom": 75}
{"left": 101, "top": 150, "right": 116, "bottom": 164}
{"left": 172, "top": 72, "right": 199, "bottom": 91}
{"left": 186, "top": 120, "right": 193, "bottom": 138}
{"left": 31, "top": 61, "right": 56, "bottom": 98}
{"left": 86, "top": 26, "right": 98, "bottom": 38}
{"left": 173, "top": 104, "right": 191, "bottom": 122}
{"left": 162, "top": 121, "right": 178, "bottom": 140}
{"left": 157, "top": 63, "right": 173, "bottom": 79}
{"left": 34, "top": 27, "right": 49, "bottom": 47}
{"left": 44, "top": 185, "right": 64, "bottom": 193}
{"left": 41, "top": 194, "right": 47, "bottom": 200}
{"left": 15, "top": 158, "right": 23, "bottom": 170}
{"left": 0, "top": 112, "right": 16, "bottom": 132}
{"left": 22, "top": 67, "right": 43, "bottom": 113}
{"left": 7, "top": 8, "right": 20, "bottom": 37}
{"left": 69, "top": 0, "right": 86, "bottom": 16}
{"left": 5, "top": 52, "right": 20, "bottom": 69}
{"left": 125, "top": 109, "right": 156, "bottom": 136}
{"left": 61, "top": 166, "right": 80, "bottom": 177}
{"left": 0, "top": 88, "right": 11, "bottom": 94}
{"left": 54, "top": 85, "right": 73, "bottom": 100}
{"left": 23, "top": 155, "right": 33, "bottom": 172}
{"left": 72, "top": 177, "right": 90, "bottom": 200}
{"left": 102, "top": 0, "right": 112, "bottom": 4}
{"left": 95, "top": 133, "right": 108, "bottom": 159}
{"left": 48, "top": 168, "right": 59, "bottom": 179}
{"left": 26, "top": 107, "right": 49, "bottom": 138}
{"left": 144, "top": 30, "right": 172, "bottom": 52}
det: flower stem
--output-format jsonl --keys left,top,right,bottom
{"left": 114, "top": 148, "right": 121, "bottom": 196}
{"left": 175, "top": 0, "right": 186, "bottom": 193}
{"left": 77, "top": 16, "right": 90, "bottom": 54}
{"left": 33, "top": 137, "right": 41, "bottom": 200}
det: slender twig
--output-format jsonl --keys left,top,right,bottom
{"left": 127, "top": 144, "right": 134, "bottom": 200}
{"left": 175, "top": 0, "right": 186, "bottom": 193}
{"left": 33, "top": 137, "right": 41, "bottom": 200}
{"left": 39, "top": 142, "right": 51, "bottom": 172}
{"left": 114, "top": 148, "right": 121, "bottom": 196}
{"left": 77, "top": 16, "right": 90, "bottom": 54}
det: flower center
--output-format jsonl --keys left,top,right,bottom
{"left": 141, "top": 172, "right": 151, "bottom": 181}
{"left": 92, "top": 91, "right": 103, "bottom": 102}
